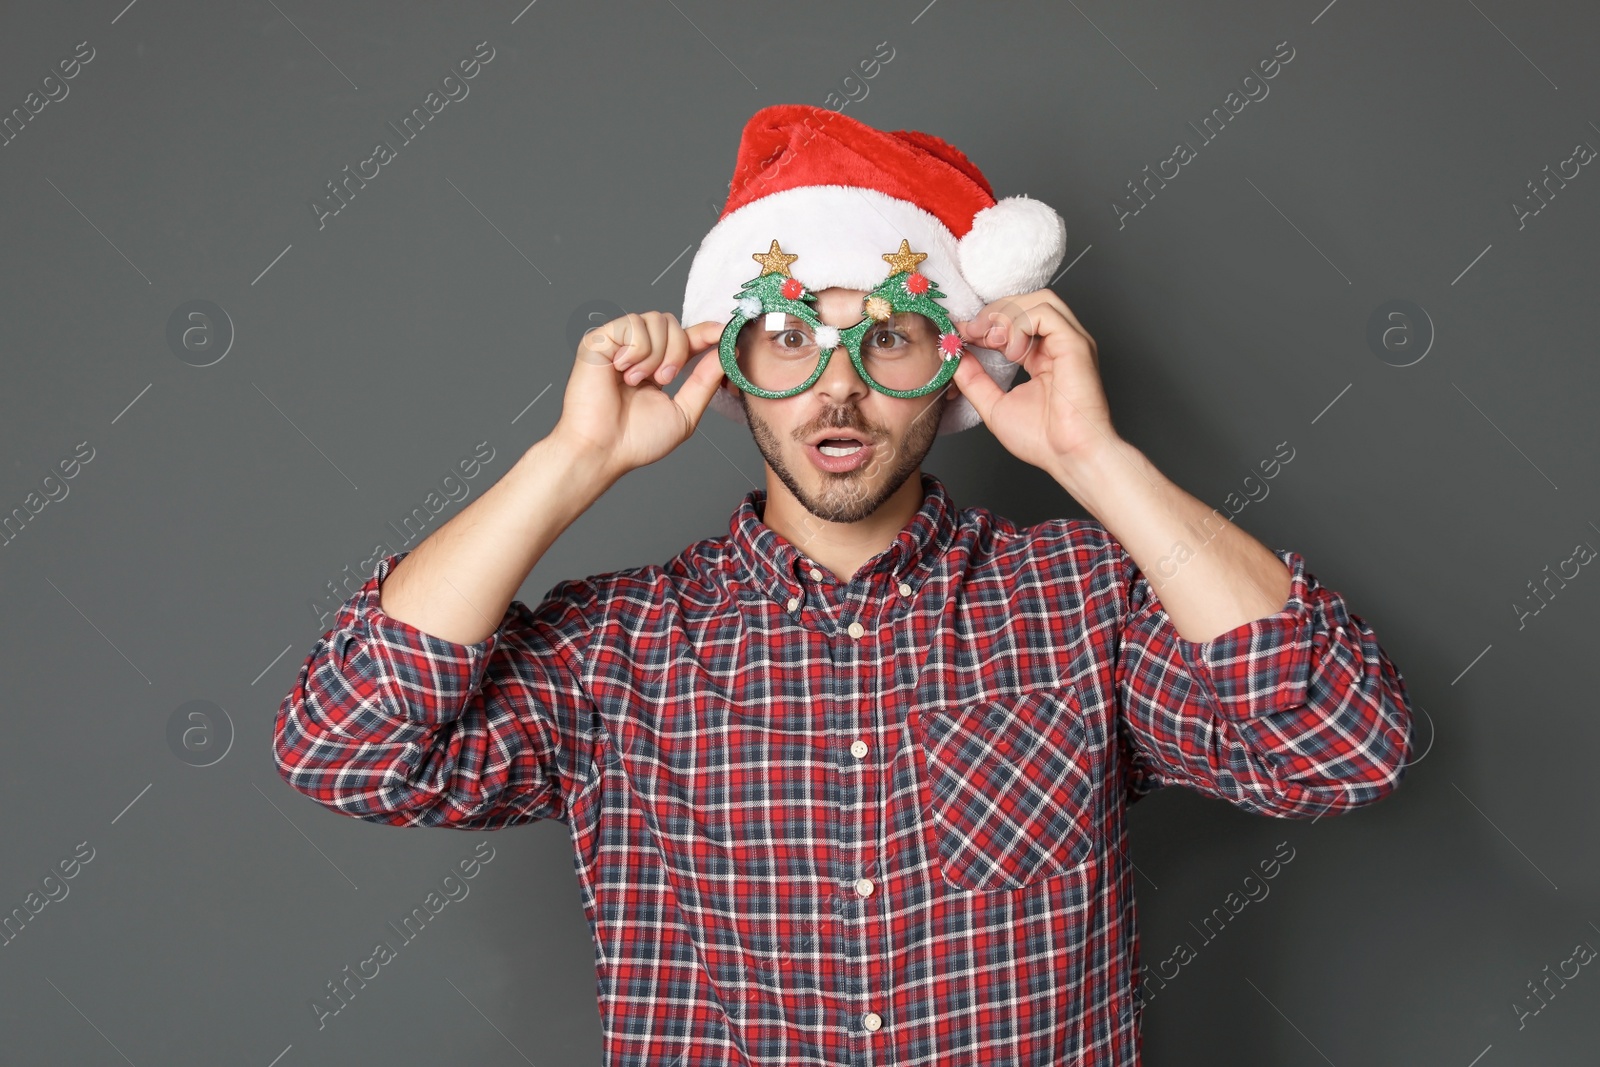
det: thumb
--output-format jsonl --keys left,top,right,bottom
{"left": 671, "top": 336, "right": 730, "bottom": 432}
{"left": 951, "top": 354, "right": 1005, "bottom": 427}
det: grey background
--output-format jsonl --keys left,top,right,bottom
{"left": 1, "top": 0, "right": 1595, "bottom": 1063}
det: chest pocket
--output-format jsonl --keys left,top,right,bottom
{"left": 915, "top": 687, "right": 1099, "bottom": 891}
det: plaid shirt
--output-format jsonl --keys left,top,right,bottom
{"left": 274, "top": 471, "right": 1413, "bottom": 1065}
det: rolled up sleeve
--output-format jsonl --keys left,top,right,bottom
{"left": 273, "top": 550, "right": 599, "bottom": 830}
{"left": 1114, "top": 542, "right": 1415, "bottom": 818}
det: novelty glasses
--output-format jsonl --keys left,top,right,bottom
{"left": 717, "top": 239, "right": 966, "bottom": 400}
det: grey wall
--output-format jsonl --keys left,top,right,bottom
{"left": 2, "top": 0, "right": 1595, "bottom": 1063}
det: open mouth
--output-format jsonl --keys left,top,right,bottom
{"left": 805, "top": 435, "right": 874, "bottom": 473}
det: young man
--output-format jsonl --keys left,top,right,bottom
{"left": 275, "top": 104, "right": 1414, "bottom": 1065}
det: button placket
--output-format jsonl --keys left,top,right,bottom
{"left": 825, "top": 589, "right": 867, "bottom": 1045}
{"left": 831, "top": 589, "right": 884, "bottom": 1050}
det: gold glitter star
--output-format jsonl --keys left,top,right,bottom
{"left": 881, "top": 239, "right": 928, "bottom": 275}
{"left": 751, "top": 239, "right": 800, "bottom": 277}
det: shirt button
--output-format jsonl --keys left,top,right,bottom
{"left": 809, "top": 567, "right": 823, "bottom": 581}
{"left": 862, "top": 1011, "right": 883, "bottom": 1033}
{"left": 846, "top": 621, "right": 865, "bottom": 639}
{"left": 898, "top": 582, "right": 912, "bottom": 597}
{"left": 786, "top": 596, "right": 799, "bottom": 611}
{"left": 849, "top": 739, "right": 868, "bottom": 760}
{"left": 855, "top": 877, "right": 875, "bottom": 898}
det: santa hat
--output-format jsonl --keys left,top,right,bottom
{"left": 681, "top": 104, "right": 1068, "bottom": 436}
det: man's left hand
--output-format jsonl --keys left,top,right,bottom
{"left": 949, "top": 289, "right": 1121, "bottom": 481}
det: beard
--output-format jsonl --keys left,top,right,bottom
{"left": 737, "top": 386, "right": 949, "bottom": 525}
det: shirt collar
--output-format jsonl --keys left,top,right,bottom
{"left": 729, "top": 471, "right": 957, "bottom": 602}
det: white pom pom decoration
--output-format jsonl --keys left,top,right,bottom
{"left": 737, "top": 294, "right": 763, "bottom": 317}
{"left": 813, "top": 324, "right": 841, "bottom": 350}
{"left": 957, "top": 195, "right": 1068, "bottom": 302}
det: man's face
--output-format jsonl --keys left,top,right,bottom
{"left": 728, "top": 286, "right": 951, "bottom": 524}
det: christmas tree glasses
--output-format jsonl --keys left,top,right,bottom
{"left": 718, "top": 239, "right": 966, "bottom": 400}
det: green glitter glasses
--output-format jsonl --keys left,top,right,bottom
{"left": 717, "top": 238, "right": 967, "bottom": 400}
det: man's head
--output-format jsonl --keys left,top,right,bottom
{"left": 725, "top": 286, "right": 951, "bottom": 524}
{"left": 681, "top": 106, "right": 1066, "bottom": 441}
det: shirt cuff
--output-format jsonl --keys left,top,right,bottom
{"left": 345, "top": 550, "right": 501, "bottom": 726}
{"left": 1172, "top": 548, "right": 1317, "bottom": 721}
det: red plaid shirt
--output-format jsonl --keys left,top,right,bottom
{"left": 274, "top": 471, "right": 1413, "bottom": 1065}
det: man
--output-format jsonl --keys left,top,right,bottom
{"left": 274, "top": 104, "right": 1414, "bottom": 1065}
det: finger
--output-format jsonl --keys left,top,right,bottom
{"left": 1025, "top": 301, "right": 1098, "bottom": 378}
{"left": 950, "top": 352, "right": 1005, "bottom": 428}
{"left": 954, "top": 308, "right": 1026, "bottom": 374}
{"left": 653, "top": 315, "right": 689, "bottom": 384}
{"left": 992, "top": 288, "right": 1098, "bottom": 368}
{"left": 579, "top": 317, "right": 623, "bottom": 364}
{"left": 970, "top": 287, "right": 1075, "bottom": 329}
{"left": 967, "top": 301, "right": 1047, "bottom": 374}
{"left": 1032, "top": 286, "right": 1094, "bottom": 344}
{"left": 1014, "top": 302, "right": 1077, "bottom": 379}
{"left": 957, "top": 296, "right": 1033, "bottom": 350}
{"left": 608, "top": 314, "right": 636, "bottom": 365}
{"left": 658, "top": 319, "right": 726, "bottom": 384}
{"left": 963, "top": 300, "right": 1083, "bottom": 379}
{"left": 620, "top": 313, "right": 673, "bottom": 385}
{"left": 671, "top": 335, "right": 730, "bottom": 432}
{"left": 611, "top": 313, "right": 648, "bottom": 370}
{"left": 608, "top": 313, "right": 665, "bottom": 383}
{"left": 958, "top": 293, "right": 1088, "bottom": 352}
{"left": 641, "top": 312, "right": 672, "bottom": 373}
{"left": 578, "top": 316, "right": 646, "bottom": 378}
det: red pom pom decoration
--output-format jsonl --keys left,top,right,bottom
{"left": 904, "top": 272, "right": 930, "bottom": 295}
{"left": 939, "top": 332, "right": 964, "bottom": 357}
{"left": 780, "top": 277, "right": 805, "bottom": 300}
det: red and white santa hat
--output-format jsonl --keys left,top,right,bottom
{"left": 681, "top": 104, "right": 1068, "bottom": 436}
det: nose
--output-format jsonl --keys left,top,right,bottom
{"left": 811, "top": 335, "right": 870, "bottom": 406}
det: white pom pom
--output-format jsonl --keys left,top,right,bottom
{"left": 957, "top": 195, "right": 1068, "bottom": 302}
{"left": 813, "top": 324, "right": 841, "bottom": 350}
{"left": 737, "top": 294, "right": 763, "bottom": 317}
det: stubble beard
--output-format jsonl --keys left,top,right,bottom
{"left": 737, "top": 386, "right": 949, "bottom": 525}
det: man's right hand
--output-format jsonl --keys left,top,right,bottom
{"left": 551, "top": 311, "right": 730, "bottom": 479}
